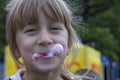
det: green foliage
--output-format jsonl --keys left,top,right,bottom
{"left": 0, "top": 0, "right": 7, "bottom": 61}
{"left": 67, "top": 0, "right": 120, "bottom": 63}
{"left": 86, "top": 27, "right": 118, "bottom": 61}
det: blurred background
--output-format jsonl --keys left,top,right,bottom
{"left": 0, "top": 0, "right": 120, "bottom": 80}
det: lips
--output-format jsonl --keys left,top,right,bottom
{"left": 32, "top": 44, "right": 64, "bottom": 61}
{"left": 32, "top": 52, "right": 49, "bottom": 60}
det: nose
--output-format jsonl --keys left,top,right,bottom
{"left": 37, "top": 29, "right": 53, "bottom": 46}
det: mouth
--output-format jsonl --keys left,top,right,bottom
{"left": 37, "top": 55, "right": 52, "bottom": 60}
{"left": 32, "top": 44, "right": 64, "bottom": 61}
{"left": 32, "top": 52, "right": 51, "bottom": 60}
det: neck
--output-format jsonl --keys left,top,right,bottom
{"left": 22, "top": 69, "right": 62, "bottom": 80}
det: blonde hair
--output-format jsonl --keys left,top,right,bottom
{"left": 6, "top": 0, "right": 81, "bottom": 79}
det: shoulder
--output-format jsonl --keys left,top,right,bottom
{"left": 4, "top": 69, "right": 25, "bottom": 80}
{"left": 74, "top": 69, "right": 103, "bottom": 80}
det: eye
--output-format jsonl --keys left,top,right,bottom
{"left": 50, "top": 27, "right": 61, "bottom": 30}
{"left": 23, "top": 25, "right": 39, "bottom": 35}
{"left": 23, "top": 28, "right": 38, "bottom": 35}
{"left": 25, "top": 28, "right": 37, "bottom": 33}
{"left": 50, "top": 25, "right": 63, "bottom": 30}
{"left": 50, "top": 26, "right": 62, "bottom": 33}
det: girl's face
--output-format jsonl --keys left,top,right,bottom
{"left": 16, "top": 11, "right": 69, "bottom": 72}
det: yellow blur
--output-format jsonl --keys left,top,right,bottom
{"left": 65, "top": 45, "right": 103, "bottom": 77}
{"left": 5, "top": 46, "right": 18, "bottom": 76}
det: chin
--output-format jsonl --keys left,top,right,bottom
{"left": 29, "top": 62, "right": 61, "bottom": 73}
{"left": 33, "top": 65, "right": 60, "bottom": 73}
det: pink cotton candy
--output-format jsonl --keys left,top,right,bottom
{"left": 50, "top": 44, "right": 64, "bottom": 54}
{"left": 32, "top": 53, "right": 40, "bottom": 60}
{"left": 32, "top": 44, "right": 64, "bottom": 61}
{"left": 47, "top": 44, "right": 64, "bottom": 57}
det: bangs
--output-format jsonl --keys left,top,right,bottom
{"left": 8, "top": 0, "right": 71, "bottom": 31}
{"left": 41, "top": 0, "right": 71, "bottom": 26}
{"left": 9, "top": 0, "right": 39, "bottom": 30}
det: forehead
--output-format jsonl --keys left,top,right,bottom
{"left": 12, "top": 0, "right": 70, "bottom": 30}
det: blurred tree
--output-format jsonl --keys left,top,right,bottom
{"left": 66, "top": 0, "right": 120, "bottom": 63}
{"left": 85, "top": 0, "right": 120, "bottom": 63}
{"left": 0, "top": 0, "right": 7, "bottom": 61}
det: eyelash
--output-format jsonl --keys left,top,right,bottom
{"left": 50, "top": 25, "right": 63, "bottom": 30}
{"left": 50, "top": 27, "right": 61, "bottom": 30}
{"left": 24, "top": 29, "right": 38, "bottom": 33}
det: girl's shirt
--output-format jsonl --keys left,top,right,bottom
{"left": 4, "top": 69, "right": 69, "bottom": 80}
{"left": 4, "top": 69, "right": 24, "bottom": 80}
{"left": 4, "top": 69, "right": 102, "bottom": 80}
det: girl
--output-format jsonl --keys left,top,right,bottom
{"left": 5, "top": 0, "right": 102, "bottom": 80}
